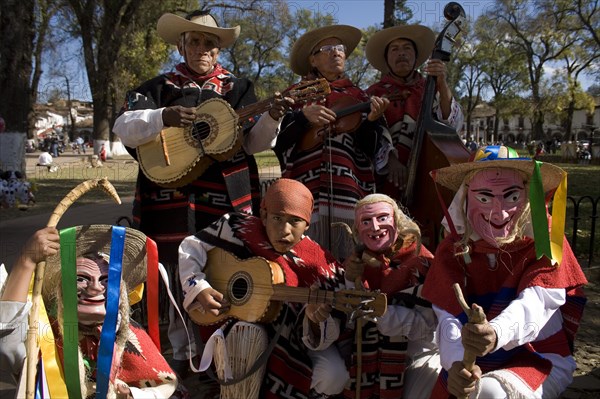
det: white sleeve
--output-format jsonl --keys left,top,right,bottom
{"left": 434, "top": 95, "right": 464, "bottom": 131}
{"left": 112, "top": 108, "right": 165, "bottom": 147}
{"left": 376, "top": 304, "right": 436, "bottom": 340}
{"left": 490, "top": 286, "right": 566, "bottom": 352}
{"left": 243, "top": 113, "right": 282, "bottom": 154}
{"left": 301, "top": 313, "right": 340, "bottom": 351}
{"left": 433, "top": 304, "right": 465, "bottom": 371}
{"left": 178, "top": 235, "right": 215, "bottom": 311}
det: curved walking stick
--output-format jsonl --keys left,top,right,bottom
{"left": 452, "top": 283, "right": 486, "bottom": 399}
{"left": 25, "top": 178, "right": 121, "bottom": 398}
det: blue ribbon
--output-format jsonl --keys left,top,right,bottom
{"left": 96, "top": 226, "right": 125, "bottom": 398}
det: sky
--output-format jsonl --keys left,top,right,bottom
{"left": 39, "top": 0, "right": 593, "bottom": 102}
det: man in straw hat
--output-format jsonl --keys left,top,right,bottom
{"left": 113, "top": 10, "right": 291, "bottom": 375}
{"left": 179, "top": 178, "right": 350, "bottom": 398}
{"left": 341, "top": 193, "right": 439, "bottom": 399}
{"left": 273, "top": 24, "right": 390, "bottom": 261}
{"left": 0, "top": 225, "right": 180, "bottom": 398}
{"left": 422, "top": 146, "right": 587, "bottom": 398}
{"left": 365, "top": 25, "right": 463, "bottom": 197}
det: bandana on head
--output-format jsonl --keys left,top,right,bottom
{"left": 261, "top": 178, "right": 314, "bottom": 223}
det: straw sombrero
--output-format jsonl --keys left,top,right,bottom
{"left": 157, "top": 11, "right": 240, "bottom": 47}
{"left": 431, "top": 145, "right": 565, "bottom": 194}
{"left": 290, "top": 25, "right": 362, "bottom": 76}
{"left": 43, "top": 225, "right": 148, "bottom": 304}
{"left": 366, "top": 25, "right": 435, "bottom": 73}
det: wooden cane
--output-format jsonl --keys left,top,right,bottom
{"left": 25, "top": 178, "right": 121, "bottom": 398}
{"left": 452, "top": 283, "right": 486, "bottom": 399}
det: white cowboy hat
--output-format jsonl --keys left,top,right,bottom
{"left": 44, "top": 225, "right": 149, "bottom": 304}
{"left": 290, "top": 25, "right": 362, "bottom": 77}
{"left": 157, "top": 11, "right": 240, "bottom": 48}
{"left": 366, "top": 25, "right": 435, "bottom": 73}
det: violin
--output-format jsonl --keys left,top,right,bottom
{"left": 298, "top": 92, "right": 409, "bottom": 152}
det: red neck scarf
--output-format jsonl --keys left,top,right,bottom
{"left": 175, "top": 62, "right": 227, "bottom": 83}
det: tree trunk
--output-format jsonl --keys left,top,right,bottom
{"left": 384, "top": 0, "right": 395, "bottom": 28}
{"left": 0, "top": 0, "right": 35, "bottom": 133}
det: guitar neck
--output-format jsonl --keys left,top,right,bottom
{"left": 271, "top": 285, "right": 335, "bottom": 305}
{"left": 335, "top": 102, "right": 371, "bottom": 118}
{"left": 236, "top": 97, "right": 276, "bottom": 121}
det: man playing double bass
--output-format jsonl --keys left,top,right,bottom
{"left": 366, "top": 25, "right": 464, "bottom": 200}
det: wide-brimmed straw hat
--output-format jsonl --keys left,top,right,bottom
{"left": 157, "top": 11, "right": 240, "bottom": 47}
{"left": 43, "top": 225, "right": 148, "bottom": 304}
{"left": 431, "top": 145, "right": 565, "bottom": 194}
{"left": 366, "top": 25, "right": 435, "bottom": 73}
{"left": 290, "top": 25, "right": 362, "bottom": 76}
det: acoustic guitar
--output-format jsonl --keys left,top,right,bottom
{"left": 137, "top": 79, "right": 330, "bottom": 188}
{"left": 188, "top": 248, "right": 387, "bottom": 326}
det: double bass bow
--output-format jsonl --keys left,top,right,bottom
{"left": 402, "top": 2, "right": 470, "bottom": 249}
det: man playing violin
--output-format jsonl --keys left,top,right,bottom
{"left": 273, "top": 25, "right": 390, "bottom": 261}
{"left": 365, "top": 25, "right": 464, "bottom": 197}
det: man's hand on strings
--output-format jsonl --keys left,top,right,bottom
{"left": 447, "top": 361, "right": 481, "bottom": 398}
{"left": 195, "top": 287, "right": 230, "bottom": 316}
{"left": 162, "top": 105, "right": 196, "bottom": 127}
{"left": 386, "top": 151, "right": 408, "bottom": 189}
{"left": 423, "top": 59, "right": 449, "bottom": 88}
{"left": 269, "top": 92, "right": 295, "bottom": 120}
{"left": 305, "top": 283, "right": 332, "bottom": 324}
{"left": 301, "top": 104, "right": 337, "bottom": 127}
{"left": 462, "top": 320, "right": 498, "bottom": 357}
{"left": 367, "top": 96, "right": 389, "bottom": 122}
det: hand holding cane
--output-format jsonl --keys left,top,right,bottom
{"left": 25, "top": 178, "right": 121, "bottom": 398}
{"left": 452, "top": 283, "right": 486, "bottom": 399}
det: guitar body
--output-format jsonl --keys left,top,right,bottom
{"left": 137, "top": 98, "right": 242, "bottom": 188}
{"left": 188, "top": 249, "right": 286, "bottom": 326}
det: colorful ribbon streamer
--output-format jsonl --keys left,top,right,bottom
{"left": 96, "top": 226, "right": 125, "bottom": 398}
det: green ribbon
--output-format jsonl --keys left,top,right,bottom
{"left": 59, "top": 227, "right": 82, "bottom": 399}
{"left": 529, "top": 161, "right": 551, "bottom": 260}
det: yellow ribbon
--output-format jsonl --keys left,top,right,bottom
{"left": 27, "top": 277, "right": 68, "bottom": 398}
{"left": 550, "top": 172, "right": 567, "bottom": 265}
{"left": 128, "top": 283, "right": 145, "bottom": 305}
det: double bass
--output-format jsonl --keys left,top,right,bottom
{"left": 403, "top": 2, "right": 471, "bottom": 249}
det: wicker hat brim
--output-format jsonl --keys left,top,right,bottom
{"left": 432, "top": 160, "right": 565, "bottom": 194}
{"left": 157, "top": 13, "right": 240, "bottom": 47}
{"left": 290, "top": 25, "right": 362, "bottom": 76}
{"left": 366, "top": 25, "right": 435, "bottom": 73}
{"left": 43, "top": 225, "right": 147, "bottom": 304}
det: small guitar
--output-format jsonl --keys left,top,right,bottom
{"left": 188, "top": 248, "right": 387, "bottom": 326}
{"left": 137, "top": 79, "right": 330, "bottom": 188}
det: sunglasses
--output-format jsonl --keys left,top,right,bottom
{"left": 312, "top": 44, "right": 346, "bottom": 55}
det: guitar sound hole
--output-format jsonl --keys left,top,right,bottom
{"left": 230, "top": 274, "right": 250, "bottom": 304}
{"left": 191, "top": 121, "right": 211, "bottom": 142}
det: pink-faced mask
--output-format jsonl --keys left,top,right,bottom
{"left": 467, "top": 168, "right": 527, "bottom": 247}
{"left": 76, "top": 257, "right": 109, "bottom": 326}
{"left": 356, "top": 202, "right": 399, "bottom": 253}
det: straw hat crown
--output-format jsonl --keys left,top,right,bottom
{"left": 290, "top": 25, "right": 362, "bottom": 76}
{"left": 43, "top": 225, "right": 148, "bottom": 304}
{"left": 431, "top": 145, "right": 565, "bottom": 193}
{"left": 366, "top": 25, "right": 435, "bottom": 73}
{"left": 157, "top": 10, "right": 240, "bottom": 47}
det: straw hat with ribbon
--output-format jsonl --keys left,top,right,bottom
{"left": 157, "top": 10, "right": 240, "bottom": 48}
{"left": 430, "top": 145, "right": 568, "bottom": 264}
{"left": 43, "top": 224, "right": 148, "bottom": 305}
{"left": 290, "top": 25, "right": 362, "bottom": 76}
{"left": 365, "top": 25, "right": 435, "bottom": 74}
